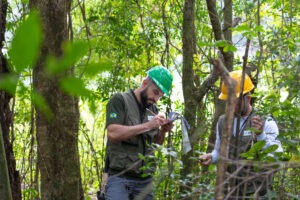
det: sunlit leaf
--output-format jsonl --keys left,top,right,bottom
{"left": 254, "top": 25, "right": 264, "bottom": 32}
{"left": 83, "top": 59, "right": 113, "bottom": 77}
{"left": 215, "top": 40, "right": 228, "bottom": 47}
{"left": 224, "top": 44, "right": 237, "bottom": 52}
{"left": 233, "top": 25, "right": 251, "bottom": 32}
{"left": 59, "top": 77, "right": 90, "bottom": 97}
{"left": 45, "top": 41, "right": 89, "bottom": 75}
{"left": 9, "top": 11, "right": 42, "bottom": 73}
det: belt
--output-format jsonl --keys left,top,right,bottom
{"left": 108, "top": 169, "right": 152, "bottom": 180}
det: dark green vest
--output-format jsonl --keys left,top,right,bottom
{"left": 218, "top": 113, "right": 256, "bottom": 160}
{"left": 218, "top": 113, "right": 272, "bottom": 199}
{"left": 107, "top": 91, "right": 158, "bottom": 178}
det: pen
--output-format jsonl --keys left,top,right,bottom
{"left": 146, "top": 108, "right": 157, "bottom": 116}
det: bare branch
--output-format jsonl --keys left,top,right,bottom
{"left": 211, "top": 58, "right": 237, "bottom": 200}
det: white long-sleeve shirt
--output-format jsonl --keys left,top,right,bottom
{"left": 211, "top": 115, "right": 283, "bottom": 163}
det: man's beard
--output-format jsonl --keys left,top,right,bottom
{"left": 140, "top": 89, "right": 154, "bottom": 108}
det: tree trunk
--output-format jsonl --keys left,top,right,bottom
{"left": 211, "top": 59, "right": 236, "bottom": 200}
{"left": 29, "top": 0, "right": 83, "bottom": 199}
{"left": 181, "top": 1, "right": 220, "bottom": 198}
{"left": 181, "top": 0, "right": 197, "bottom": 197}
{"left": 0, "top": 1, "right": 22, "bottom": 199}
{"left": 206, "top": 0, "right": 234, "bottom": 153}
{"left": 0, "top": 123, "right": 12, "bottom": 200}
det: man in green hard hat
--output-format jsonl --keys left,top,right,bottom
{"left": 104, "top": 66, "right": 174, "bottom": 200}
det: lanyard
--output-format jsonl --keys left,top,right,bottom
{"left": 236, "top": 110, "right": 253, "bottom": 136}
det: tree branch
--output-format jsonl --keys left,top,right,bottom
{"left": 211, "top": 58, "right": 237, "bottom": 200}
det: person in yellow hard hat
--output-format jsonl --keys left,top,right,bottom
{"left": 103, "top": 66, "right": 174, "bottom": 200}
{"left": 199, "top": 70, "right": 283, "bottom": 199}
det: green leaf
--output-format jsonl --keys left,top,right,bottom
{"left": 262, "top": 144, "right": 279, "bottom": 154}
{"left": 233, "top": 25, "right": 251, "bottom": 32}
{"left": 83, "top": 59, "right": 113, "bottom": 77}
{"left": 240, "top": 151, "right": 256, "bottom": 159}
{"left": 264, "top": 156, "right": 277, "bottom": 162}
{"left": 254, "top": 25, "right": 264, "bottom": 32}
{"left": 59, "top": 77, "right": 90, "bottom": 97}
{"left": 224, "top": 44, "right": 237, "bottom": 52}
{"left": 32, "top": 91, "right": 53, "bottom": 120}
{"left": 45, "top": 40, "right": 89, "bottom": 75}
{"left": 0, "top": 74, "right": 18, "bottom": 95}
{"left": 215, "top": 40, "right": 228, "bottom": 47}
{"left": 9, "top": 11, "right": 42, "bottom": 73}
{"left": 251, "top": 140, "right": 266, "bottom": 151}
{"left": 240, "top": 140, "right": 266, "bottom": 160}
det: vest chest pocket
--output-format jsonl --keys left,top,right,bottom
{"left": 239, "top": 130, "right": 255, "bottom": 152}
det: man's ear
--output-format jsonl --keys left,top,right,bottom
{"left": 141, "top": 78, "right": 149, "bottom": 87}
{"left": 245, "top": 94, "right": 251, "bottom": 102}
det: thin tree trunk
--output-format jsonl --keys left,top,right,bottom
{"left": 206, "top": 0, "right": 234, "bottom": 154}
{"left": 0, "top": 123, "right": 12, "bottom": 200}
{"left": 0, "top": 1, "right": 22, "bottom": 199}
{"left": 29, "top": 0, "right": 84, "bottom": 199}
{"left": 181, "top": 0, "right": 197, "bottom": 198}
{"left": 211, "top": 59, "right": 236, "bottom": 200}
{"left": 181, "top": 2, "right": 221, "bottom": 198}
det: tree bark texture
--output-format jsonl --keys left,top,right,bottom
{"left": 0, "top": 1, "right": 22, "bottom": 199}
{"left": 182, "top": 0, "right": 197, "bottom": 176}
{"left": 29, "top": 0, "right": 83, "bottom": 199}
{"left": 181, "top": 0, "right": 197, "bottom": 197}
{"left": 222, "top": 0, "right": 233, "bottom": 69}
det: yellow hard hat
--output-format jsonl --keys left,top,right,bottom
{"left": 218, "top": 70, "right": 254, "bottom": 100}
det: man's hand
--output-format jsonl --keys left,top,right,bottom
{"left": 147, "top": 114, "right": 168, "bottom": 130}
{"left": 199, "top": 154, "right": 212, "bottom": 166}
{"left": 251, "top": 115, "right": 264, "bottom": 135}
{"left": 152, "top": 115, "right": 174, "bottom": 145}
{"left": 161, "top": 120, "right": 174, "bottom": 133}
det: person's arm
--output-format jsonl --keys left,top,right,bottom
{"left": 252, "top": 115, "right": 283, "bottom": 152}
{"left": 210, "top": 123, "right": 221, "bottom": 163}
{"left": 107, "top": 114, "right": 168, "bottom": 142}
{"left": 200, "top": 121, "right": 221, "bottom": 165}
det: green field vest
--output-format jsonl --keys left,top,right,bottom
{"left": 107, "top": 91, "right": 158, "bottom": 178}
{"left": 218, "top": 112, "right": 272, "bottom": 199}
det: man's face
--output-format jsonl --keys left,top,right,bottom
{"left": 234, "top": 95, "right": 250, "bottom": 116}
{"left": 140, "top": 81, "right": 164, "bottom": 108}
{"left": 234, "top": 97, "right": 244, "bottom": 115}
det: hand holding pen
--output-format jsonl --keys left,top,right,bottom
{"left": 146, "top": 108, "right": 173, "bottom": 132}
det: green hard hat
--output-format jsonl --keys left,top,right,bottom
{"left": 146, "top": 66, "right": 173, "bottom": 96}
